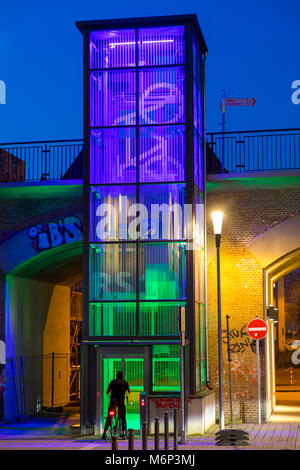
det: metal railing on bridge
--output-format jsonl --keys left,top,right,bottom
{"left": 206, "top": 128, "right": 300, "bottom": 174}
{"left": 0, "top": 139, "right": 83, "bottom": 182}
{"left": 1, "top": 129, "right": 300, "bottom": 183}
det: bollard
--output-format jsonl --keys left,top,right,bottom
{"left": 164, "top": 413, "right": 169, "bottom": 450}
{"left": 154, "top": 417, "right": 160, "bottom": 450}
{"left": 112, "top": 435, "right": 118, "bottom": 450}
{"left": 128, "top": 429, "right": 134, "bottom": 450}
{"left": 142, "top": 422, "right": 148, "bottom": 450}
{"left": 173, "top": 409, "right": 178, "bottom": 450}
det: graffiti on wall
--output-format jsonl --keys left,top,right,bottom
{"left": 209, "top": 323, "right": 258, "bottom": 406}
{"left": 28, "top": 216, "right": 83, "bottom": 252}
{"left": 150, "top": 397, "right": 193, "bottom": 409}
{"left": 222, "top": 324, "right": 252, "bottom": 354}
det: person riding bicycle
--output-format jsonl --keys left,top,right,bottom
{"left": 102, "top": 370, "right": 130, "bottom": 440}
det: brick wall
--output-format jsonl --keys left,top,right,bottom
{"left": 0, "top": 195, "right": 82, "bottom": 244}
{"left": 206, "top": 186, "right": 300, "bottom": 423}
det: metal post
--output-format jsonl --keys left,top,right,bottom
{"left": 128, "top": 429, "right": 134, "bottom": 450}
{"left": 226, "top": 315, "right": 233, "bottom": 429}
{"left": 173, "top": 409, "right": 178, "bottom": 450}
{"left": 51, "top": 352, "right": 55, "bottom": 409}
{"left": 112, "top": 436, "right": 118, "bottom": 451}
{"left": 142, "top": 422, "right": 148, "bottom": 450}
{"left": 154, "top": 417, "right": 159, "bottom": 450}
{"left": 221, "top": 89, "right": 225, "bottom": 173}
{"left": 256, "top": 339, "right": 261, "bottom": 424}
{"left": 164, "top": 413, "right": 169, "bottom": 450}
{"left": 216, "top": 237, "right": 224, "bottom": 430}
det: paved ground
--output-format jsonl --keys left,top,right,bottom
{"left": 1, "top": 393, "right": 300, "bottom": 450}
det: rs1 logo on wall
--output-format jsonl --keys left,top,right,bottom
{"left": 28, "top": 216, "right": 82, "bottom": 252}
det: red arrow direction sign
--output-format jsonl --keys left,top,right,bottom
{"left": 223, "top": 98, "right": 256, "bottom": 107}
{"left": 247, "top": 318, "right": 268, "bottom": 340}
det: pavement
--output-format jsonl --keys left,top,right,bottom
{"left": 1, "top": 392, "right": 300, "bottom": 450}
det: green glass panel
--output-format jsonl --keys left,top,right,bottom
{"left": 102, "top": 357, "right": 144, "bottom": 431}
{"left": 152, "top": 345, "right": 180, "bottom": 392}
{"left": 139, "top": 242, "right": 187, "bottom": 300}
{"left": 201, "top": 360, "right": 206, "bottom": 388}
{"left": 124, "top": 358, "right": 144, "bottom": 428}
{"left": 139, "top": 301, "right": 185, "bottom": 336}
{"left": 195, "top": 303, "right": 206, "bottom": 391}
{"left": 102, "top": 357, "right": 122, "bottom": 427}
{"left": 89, "top": 302, "right": 136, "bottom": 336}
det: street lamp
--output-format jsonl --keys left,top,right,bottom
{"left": 212, "top": 211, "right": 225, "bottom": 430}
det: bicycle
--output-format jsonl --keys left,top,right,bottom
{"left": 109, "top": 407, "right": 122, "bottom": 439}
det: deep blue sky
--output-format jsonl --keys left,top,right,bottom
{"left": 0, "top": 0, "right": 299, "bottom": 142}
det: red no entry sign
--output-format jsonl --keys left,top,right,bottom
{"left": 247, "top": 318, "right": 268, "bottom": 340}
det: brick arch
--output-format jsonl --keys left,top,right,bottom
{"left": 246, "top": 214, "right": 300, "bottom": 270}
{"left": 246, "top": 214, "right": 300, "bottom": 306}
{"left": 0, "top": 213, "right": 82, "bottom": 276}
{"left": 245, "top": 215, "right": 300, "bottom": 420}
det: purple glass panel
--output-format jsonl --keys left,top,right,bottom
{"left": 197, "top": 85, "right": 204, "bottom": 137}
{"left": 193, "top": 80, "right": 198, "bottom": 130}
{"left": 193, "top": 35, "right": 197, "bottom": 79}
{"left": 90, "top": 186, "right": 136, "bottom": 241}
{"left": 90, "top": 128, "right": 136, "bottom": 184}
{"left": 198, "top": 135, "right": 204, "bottom": 191}
{"left": 90, "top": 29, "right": 136, "bottom": 69}
{"left": 139, "top": 68, "right": 185, "bottom": 125}
{"left": 194, "top": 130, "right": 204, "bottom": 191}
{"left": 90, "top": 70, "right": 136, "bottom": 127}
{"left": 138, "top": 26, "right": 184, "bottom": 66}
{"left": 194, "top": 128, "right": 199, "bottom": 188}
{"left": 139, "top": 126, "right": 185, "bottom": 182}
{"left": 139, "top": 184, "right": 186, "bottom": 239}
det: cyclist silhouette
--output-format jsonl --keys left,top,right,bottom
{"left": 102, "top": 370, "right": 130, "bottom": 439}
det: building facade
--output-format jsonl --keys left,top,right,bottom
{"left": 77, "top": 15, "right": 212, "bottom": 433}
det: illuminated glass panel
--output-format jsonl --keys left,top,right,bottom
{"left": 90, "top": 128, "right": 136, "bottom": 184}
{"left": 89, "top": 302, "right": 135, "bottom": 336}
{"left": 138, "top": 26, "right": 184, "bottom": 66}
{"left": 139, "top": 242, "right": 186, "bottom": 300}
{"left": 139, "top": 68, "right": 185, "bottom": 125}
{"left": 195, "top": 303, "right": 206, "bottom": 390}
{"left": 90, "top": 29, "right": 136, "bottom": 69}
{"left": 139, "top": 184, "right": 186, "bottom": 240}
{"left": 194, "top": 130, "right": 204, "bottom": 191}
{"left": 90, "top": 70, "right": 136, "bottom": 127}
{"left": 89, "top": 243, "right": 136, "bottom": 300}
{"left": 152, "top": 345, "right": 180, "bottom": 392}
{"left": 90, "top": 186, "right": 136, "bottom": 241}
{"left": 139, "top": 301, "right": 185, "bottom": 336}
{"left": 139, "top": 126, "right": 185, "bottom": 182}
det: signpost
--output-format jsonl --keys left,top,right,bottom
{"left": 219, "top": 94, "right": 256, "bottom": 171}
{"left": 223, "top": 98, "right": 256, "bottom": 107}
{"left": 247, "top": 317, "right": 268, "bottom": 424}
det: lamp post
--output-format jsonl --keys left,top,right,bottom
{"left": 212, "top": 211, "right": 224, "bottom": 430}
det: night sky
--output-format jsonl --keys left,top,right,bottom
{"left": 0, "top": 0, "right": 299, "bottom": 142}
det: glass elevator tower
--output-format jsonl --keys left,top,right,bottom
{"left": 77, "top": 14, "right": 207, "bottom": 433}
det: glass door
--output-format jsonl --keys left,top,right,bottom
{"left": 102, "top": 356, "right": 144, "bottom": 431}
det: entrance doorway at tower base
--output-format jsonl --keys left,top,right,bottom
{"left": 102, "top": 354, "right": 144, "bottom": 432}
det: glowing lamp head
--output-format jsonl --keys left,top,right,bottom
{"left": 109, "top": 410, "right": 115, "bottom": 416}
{"left": 211, "top": 211, "right": 223, "bottom": 235}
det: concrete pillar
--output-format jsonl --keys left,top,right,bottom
{"left": 277, "top": 277, "right": 285, "bottom": 352}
